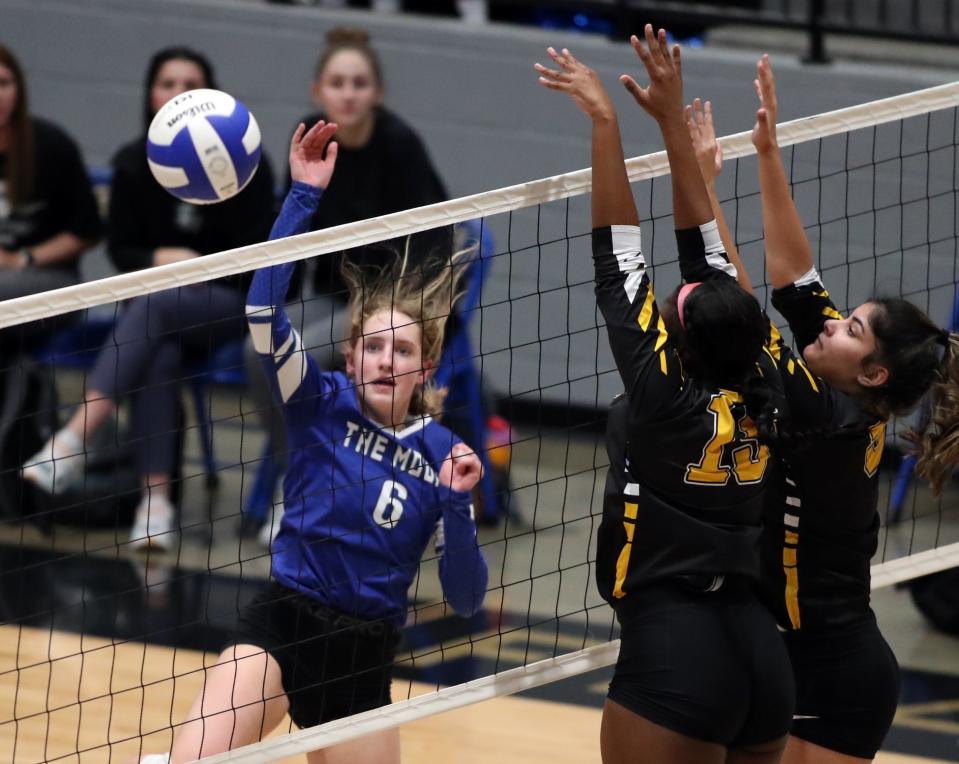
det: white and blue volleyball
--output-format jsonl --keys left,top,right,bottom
{"left": 146, "top": 89, "right": 261, "bottom": 204}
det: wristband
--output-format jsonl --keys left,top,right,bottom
{"left": 19, "top": 248, "right": 34, "bottom": 267}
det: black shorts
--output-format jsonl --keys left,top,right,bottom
{"left": 227, "top": 581, "right": 401, "bottom": 730}
{"left": 785, "top": 615, "right": 900, "bottom": 759}
{"left": 608, "top": 579, "right": 795, "bottom": 747}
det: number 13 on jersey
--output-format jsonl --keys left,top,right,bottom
{"left": 685, "top": 391, "right": 770, "bottom": 486}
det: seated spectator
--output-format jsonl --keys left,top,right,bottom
{"left": 0, "top": 44, "right": 101, "bottom": 352}
{"left": 22, "top": 47, "right": 275, "bottom": 551}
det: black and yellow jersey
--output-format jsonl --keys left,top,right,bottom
{"left": 593, "top": 222, "right": 779, "bottom": 607}
{"left": 758, "top": 274, "right": 885, "bottom": 633}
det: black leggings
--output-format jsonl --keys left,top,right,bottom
{"left": 87, "top": 284, "right": 246, "bottom": 476}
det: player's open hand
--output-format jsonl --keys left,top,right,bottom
{"left": 751, "top": 54, "right": 779, "bottom": 155}
{"left": 440, "top": 442, "right": 483, "bottom": 494}
{"left": 686, "top": 99, "right": 723, "bottom": 186}
{"left": 535, "top": 47, "right": 616, "bottom": 123}
{"left": 621, "top": 24, "right": 685, "bottom": 126}
{"left": 289, "top": 120, "right": 338, "bottom": 189}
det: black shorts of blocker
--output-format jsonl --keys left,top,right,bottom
{"left": 608, "top": 579, "right": 795, "bottom": 747}
{"left": 227, "top": 581, "right": 401, "bottom": 730}
{"left": 785, "top": 615, "right": 900, "bottom": 759}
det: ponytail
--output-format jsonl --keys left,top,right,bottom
{"left": 905, "top": 331, "right": 959, "bottom": 495}
{"left": 741, "top": 370, "right": 781, "bottom": 445}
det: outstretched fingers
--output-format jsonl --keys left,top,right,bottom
{"left": 671, "top": 41, "right": 682, "bottom": 78}
{"left": 290, "top": 122, "right": 306, "bottom": 148}
{"left": 535, "top": 47, "right": 581, "bottom": 91}
{"left": 534, "top": 61, "right": 567, "bottom": 87}
{"left": 755, "top": 54, "right": 777, "bottom": 114}
{"left": 303, "top": 120, "right": 337, "bottom": 151}
{"left": 620, "top": 73, "right": 648, "bottom": 109}
{"left": 646, "top": 24, "right": 665, "bottom": 66}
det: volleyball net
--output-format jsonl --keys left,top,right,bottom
{"left": 1, "top": 80, "right": 958, "bottom": 763}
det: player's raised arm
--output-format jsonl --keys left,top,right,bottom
{"left": 686, "top": 98, "right": 753, "bottom": 294}
{"left": 535, "top": 47, "right": 638, "bottom": 228}
{"left": 752, "top": 55, "right": 815, "bottom": 289}
{"left": 623, "top": 26, "right": 740, "bottom": 297}
{"left": 246, "top": 120, "right": 338, "bottom": 404}
{"left": 536, "top": 46, "right": 686, "bottom": 414}
{"left": 622, "top": 25, "right": 712, "bottom": 231}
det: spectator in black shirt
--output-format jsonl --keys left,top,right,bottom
{"left": 0, "top": 45, "right": 101, "bottom": 352}
{"left": 22, "top": 47, "right": 275, "bottom": 552}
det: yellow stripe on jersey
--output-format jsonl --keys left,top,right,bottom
{"left": 659, "top": 350, "right": 668, "bottom": 375}
{"left": 783, "top": 528, "right": 801, "bottom": 629}
{"left": 785, "top": 568, "right": 801, "bottom": 629}
{"left": 786, "top": 357, "right": 820, "bottom": 393}
{"left": 783, "top": 529, "right": 801, "bottom": 629}
{"left": 795, "top": 357, "right": 819, "bottom": 392}
{"left": 864, "top": 421, "right": 886, "bottom": 477}
{"left": 654, "top": 315, "right": 668, "bottom": 351}
{"left": 638, "top": 289, "right": 656, "bottom": 332}
{"left": 822, "top": 306, "right": 843, "bottom": 321}
{"left": 767, "top": 324, "right": 784, "bottom": 362}
{"left": 612, "top": 501, "right": 639, "bottom": 599}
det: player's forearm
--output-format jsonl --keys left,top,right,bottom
{"left": 26, "top": 232, "right": 90, "bottom": 267}
{"left": 591, "top": 114, "right": 639, "bottom": 229}
{"left": 706, "top": 183, "right": 752, "bottom": 294}
{"left": 439, "top": 498, "right": 488, "bottom": 617}
{"left": 757, "top": 145, "right": 814, "bottom": 289}
{"left": 246, "top": 183, "right": 321, "bottom": 354}
{"left": 660, "top": 119, "right": 713, "bottom": 230}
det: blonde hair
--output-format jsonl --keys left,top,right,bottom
{"left": 905, "top": 332, "right": 959, "bottom": 495}
{"left": 341, "top": 236, "right": 475, "bottom": 419}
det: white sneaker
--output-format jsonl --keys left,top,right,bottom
{"left": 129, "top": 495, "right": 176, "bottom": 552}
{"left": 22, "top": 429, "right": 84, "bottom": 495}
{"left": 140, "top": 755, "right": 170, "bottom": 764}
{"left": 257, "top": 480, "right": 285, "bottom": 547}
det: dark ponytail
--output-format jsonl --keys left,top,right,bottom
{"left": 742, "top": 371, "right": 781, "bottom": 445}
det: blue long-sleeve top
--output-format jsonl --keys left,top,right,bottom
{"left": 246, "top": 181, "right": 487, "bottom": 626}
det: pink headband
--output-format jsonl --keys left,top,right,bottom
{"left": 676, "top": 282, "right": 702, "bottom": 330}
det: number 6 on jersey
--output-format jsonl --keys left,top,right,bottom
{"left": 373, "top": 480, "right": 408, "bottom": 528}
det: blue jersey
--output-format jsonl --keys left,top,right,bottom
{"left": 246, "top": 182, "right": 487, "bottom": 626}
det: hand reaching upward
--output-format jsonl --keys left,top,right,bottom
{"left": 621, "top": 24, "right": 685, "bottom": 128}
{"left": 534, "top": 46, "right": 616, "bottom": 123}
{"left": 289, "top": 120, "right": 339, "bottom": 190}
{"left": 751, "top": 54, "right": 779, "bottom": 155}
{"left": 686, "top": 98, "right": 723, "bottom": 187}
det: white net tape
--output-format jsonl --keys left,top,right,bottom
{"left": 199, "top": 537, "right": 959, "bottom": 764}
{"left": 1, "top": 81, "right": 957, "bottom": 330}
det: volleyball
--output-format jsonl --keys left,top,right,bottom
{"left": 146, "top": 88, "right": 261, "bottom": 204}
